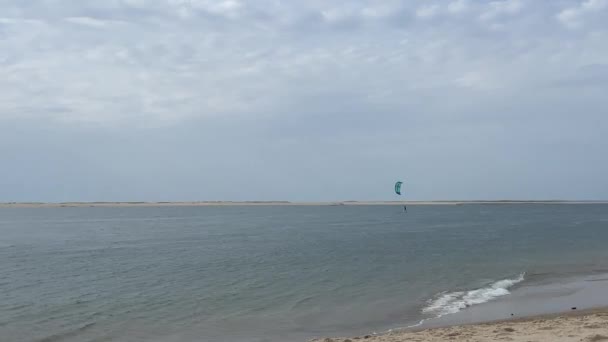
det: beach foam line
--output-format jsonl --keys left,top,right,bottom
{"left": 384, "top": 273, "right": 527, "bottom": 333}
{"left": 422, "top": 272, "right": 526, "bottom": 318}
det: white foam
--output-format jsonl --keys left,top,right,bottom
{"left": 422, "top": 273, "right": 526, "bottom": 317}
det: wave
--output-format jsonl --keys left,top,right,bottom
{"left": 422, "top": 272, "right": 526, "bottom": 318}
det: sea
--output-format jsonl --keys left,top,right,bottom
{"left": 1, "top": 204, "right": 608, "bottom": 342}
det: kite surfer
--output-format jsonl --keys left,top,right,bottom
{"left": 395, "top": 181, "right": 407, "bottom": 213}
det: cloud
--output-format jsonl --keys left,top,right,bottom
{"left": 557, "top": 0, "right": 608, "bottom": 28}
{"left": 453, "top": 71, "right": 490, "bottom": 89}
{"left": 65, "top": 16, "right": 128, "bottom": 27}
{"left": 416, "top": 4, "right": 440, "bottom": 19}
{"left": 169, "top": 0, "right": 244, "bottom": 19}
{"left": 479, "top": 0, "right": 524, "bottom": 21}
{"left": 1, "top": 0, "right": 608, "bottom": 200}
{"left": 447, "top": 0, "right": 470, "bottom": 14}
{"left": 0, "top": 0, "right": 605, "bottom": 126}
{"left": 551, "top": 63, "right": 608, "bottom": 87}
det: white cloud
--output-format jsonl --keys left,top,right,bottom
{"left": 360, "top": 4, "right": 398, "bottom": 19}
{"left": 167, "top": 0, "right": 243, "bottom": 19}
{"left": 0, "top": 17, "right": 45, "bottom": 25}
{"left": 320, "top": 7, "right": 353, "bottom": 23}
{"left": 65, "top": 17, "right": 113, "bottom": 28}
{"left": 190, "top": 0, "right": 243, "bottom": 17}
{"left": 447, "top": 0, "right": 470, "bottom": 14}
{"left": 557, "top": 0, "right": 608, "bottom": 28}
{"left": 480, "top": 0, "right": 524, "bottom": 21}
{"left": 0, "top": 0, "right": 606, "bottom": 126}
{"left": 584, "top": 0, "right": 608, "bottom": 10}
{"left": 1, "top": 1, "right": 608, "bottom": 201}
{"left": 416, "top": 4, "right": 440, "bottom": 19}
{"left": 454, "top": 72, "right": 486, "bottom": 89}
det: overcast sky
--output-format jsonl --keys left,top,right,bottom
{"left": 1, "top": 0, "right": 607, "bottom": 202}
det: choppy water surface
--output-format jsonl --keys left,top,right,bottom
{"left": 1, "top": 205, "right": 607, "bottom": 342}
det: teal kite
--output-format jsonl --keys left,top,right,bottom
{"left": 395, "top": 181, "right": 403, "bottom": 196}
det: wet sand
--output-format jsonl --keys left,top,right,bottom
{"left": 313, "top": 275, "right": 608, "bottom": 342}
{"left": 313, "top": 308, "right": 608, "bottom": 342}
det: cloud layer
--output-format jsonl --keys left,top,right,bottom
{"left": 1, "top": 0, "right": 607, "bottom": 201}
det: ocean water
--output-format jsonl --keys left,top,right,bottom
{"left": 1, "top": 204, "right": 608, "bottom": 342}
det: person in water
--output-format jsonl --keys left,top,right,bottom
{"left": 404, "top": 206, "right": 407, "bottom": 212}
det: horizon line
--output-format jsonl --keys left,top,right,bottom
{"left": 1, "top": 200, "right": 608, "bottom": 208}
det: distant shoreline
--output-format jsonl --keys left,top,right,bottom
{"left": 1, "top": 201, "right": 607, "bottom": 208}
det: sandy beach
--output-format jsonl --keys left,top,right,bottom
{"left": 313, "top": 308, "right": 608, "bottom": 342}
{"left": 313, "top": 272, "right": 608, "bottom": 342}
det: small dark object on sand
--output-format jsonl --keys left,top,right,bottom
{"left": 572, "top": 307, "right": 577, "bottom": 310}
{"left": 364, "top": 335, "right": 371, "bottom": 339}
{"left": 585, "top": 334, "right": 608, "bottom": 342}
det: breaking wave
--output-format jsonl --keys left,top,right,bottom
{"left": 422, "top": 273, "right": 526, "bottom": 318}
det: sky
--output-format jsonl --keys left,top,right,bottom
{"left": 1, "top": 0, "right": 607, "bottom": 202}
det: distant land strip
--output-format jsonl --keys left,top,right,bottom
{"left": 1, "top": 201, "right": 607, "bottom": 208}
